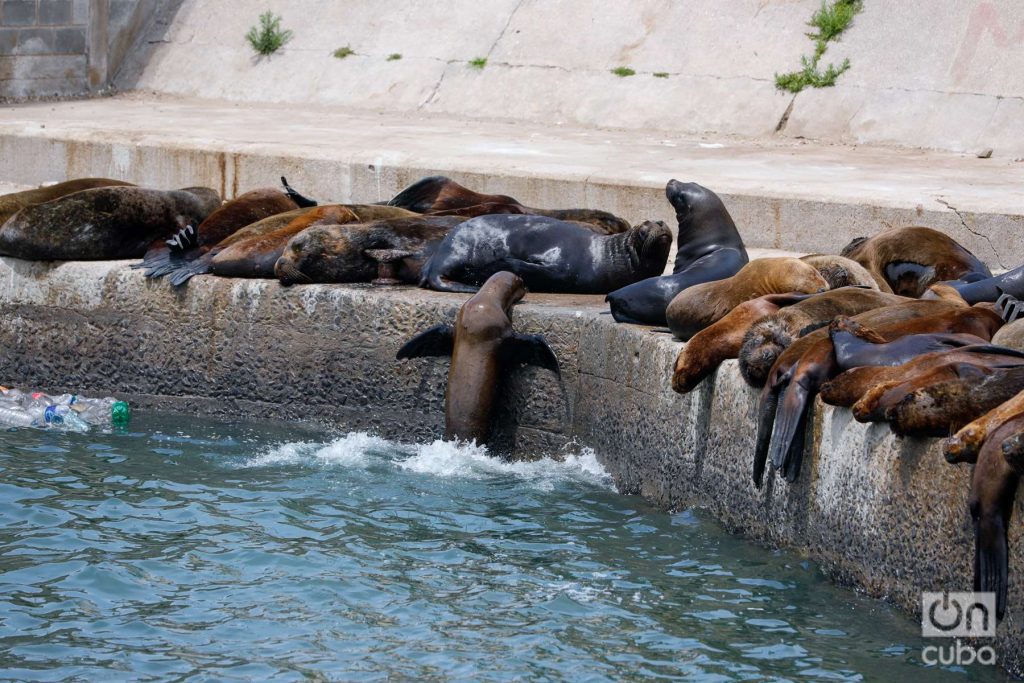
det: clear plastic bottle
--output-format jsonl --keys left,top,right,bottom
{"left": 40, "top": 404, "right": 89, "bottom": 433}
{"left": 74, "top": 397, "right": 129, "bottom": 427}
{"left": 0, "top": 405, "right": 34, "bottom": 428}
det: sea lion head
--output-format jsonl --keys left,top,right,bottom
{"left": 664, "top": 179, "right": 712, "bottom": 220}
{"left": 479, "top": 270, "right": 528, "bottom": 313}
{"left": 739, "top": 315, "right": 795, "bottom": 387}
{"left": 275, "top": 223, "right": 377, "bottom": 286}
{"left": 625, "top": 220, "right": 672, "bottom": 276}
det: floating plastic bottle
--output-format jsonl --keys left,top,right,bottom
{"left": 0, "top": 387, "right": 131, "bottom": 432}
{"left": 40, "top": 404, "right": 89, "bottom": 433}
{"left": 0, "top": 405, "right": 34, "bottom": 428}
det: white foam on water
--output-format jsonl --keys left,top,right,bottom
{"left": 238, "top": 432, "right": 613, "bottom": 490}
{"left": 397, "top": 439, "right": 613, "bottom": 491}
{"left": 239, "top": 432, "right": 391, "bottom": 469}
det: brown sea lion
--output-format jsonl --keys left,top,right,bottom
{"left": 840, "top": 226, "right": 991, "bottom": 297}
{"left": 968, "top": 415, "right": 1024, "bottom": 621}
{"left": 388, "top": 175, "right": 630, "bottom": 234}
{"left": 0, "top": 178, "right": 135, "bottom": 225}
{"left": 670, "top": 292, "right": 813, "bottom": 394}
{"left": 666, "top": 258, "right": 829, "bottom": 341}
{"left": 396, "top": 271, "right": 560, "bottom": 444}
{"left": 885, "top": 365, "right": 1024, "bottom": 437}
{"left": 738, "top": 288, "right": 909, "bottom": 387}
{"left": 945, "top": 389, "right": 1024, "bottom": 464}
{"left": 0, "top": 185, "right": 220, "bottom": 260}
{"left": 753, "top": 300, "right": 1001, "bottom": 486}
{"left": 138, "top": 185, "right": 304, "bottom": 279}
{"left": 165, "top": 204, "right": 418, "bottom": 285}
{"left": 799, "top": 253, "right": 889, "bottom": 292}
{"left": 275, "top": 215, "right": 464, "bottom": 285}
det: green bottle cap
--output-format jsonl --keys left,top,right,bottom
{"left": 111, "top": 401, "right": 131, "bottom": 427}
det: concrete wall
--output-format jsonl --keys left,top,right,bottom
{"left": 0, "top": 0, "right": 154, "bottom": 99}
{"left": 1, "top": 258, "right": 1022, "bottom": 675}
{"left": 117, "top": 0, "right": 1024, "bottom": 157}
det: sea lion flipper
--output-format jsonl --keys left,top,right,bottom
{"left": 396, "top": 324, "right": 455, "bottom": 360}
{"left": 974, "top": 513, "right": 1009, "bottom": 620}
{"left": 505, "top": 333, "right": 560, "bottom": 376}
{"left": 753, "top": 380, "right": 783, "bottom": 488}
{"left": 769, "top": 379, "right": 811, "bottom": 476}
{"left": 280, "top": 177, "right": 318, "bottom": 208}
{"left": 386, "top": 176, "right": 452, "bottom": 211}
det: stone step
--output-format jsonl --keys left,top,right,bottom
{"left": 0, "top": 95, "right": 1021, "bottom": 270}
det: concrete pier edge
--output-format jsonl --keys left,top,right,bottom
{"left": 0, "top": 257, "right": 1020, "bottom": 675}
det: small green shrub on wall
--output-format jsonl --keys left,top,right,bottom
{"left": 245, "top": 11, "right": 293, "bottom": 56}
{"left": 775, "top": 0, "right": 862, "bottom": 93}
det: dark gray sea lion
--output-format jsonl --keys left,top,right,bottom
{"left": 0, "top": 186, "right": 220, "bottom": 260}
{"left": 829, "top": 315, "right": 989, "bottom": 370}
{"left": 841, "top": 226, "right": 991, "bottom": 297}
{"left": 0, "top": 178, "right": 135, "bottom": 225}
{"left": 275, "top": 215, "right": 464, "bottom": 285}
{"left": 397, "top": 271, "right": 560, "bottom": 444}
{"left": 666, "top": 257, "right": 829, "bottom": 341}
{"left": 419, "top": 215, "right": 671, "bottom": 294}
{"left": 933, "top": 263, "right": 1024, "bottom": 304}
{"left": 388, "top": 175, "right": 630, "bottom": 234}
{"left": 605, "top": 181, "right": 748, "bottom": 326}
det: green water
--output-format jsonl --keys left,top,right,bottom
{"left": 0, "top": 414, "right": 1005, "bottom": 681}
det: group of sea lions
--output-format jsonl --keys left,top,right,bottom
{"left": 3, "top": 175, "right": 1024, "bottom": 618}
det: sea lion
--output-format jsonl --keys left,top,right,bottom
{"left": 849, "top": 360, "right": 1002, "bottom": 423}
{"left": 799, "top": 253, "right": 889, "bottom": 292}
{"left": 396, "top": 271, "right": 560, "bottom": 443}
{"left": 605, "top": 181, "right": 749, "bottom": 326}
{"left": 165, "top": 204, "right": 417, "bottom": 285}
{"left": 753, "top": 300, "right": 1000, "bottom": 486}
{"left": 738, "top": 288, "right": 909, "bottom": 388}
{"left": 841, "top": 226, "right": 991, "bottom": 297}
{"left": 274, "top": 215, "right": 464, "bottom": 285}
{"left": 945, "top": 389, "right": 1024, "bottom": 464}
{"left": 968, "top": 415, "right": 1024, "bottom": 621}
{"left": 934, "top": 263, "right": 1024, "bottom": 304}
{"left": 886, "top": 365, "right": 1024, "bottom": 437}
{"left": 829, "top": 316, "right": 989, "bottom": 370}
{"left": 0, "top": 185, "right": 220, "bottom": 260}
{"left": 138, "top": 184, "right": 305, "bottom": 279}
{"left": 666, "top": 257, "right": 828, "bottom": 341}
{"left": 0, "top": 178, "right": 135, "bottom": 225}
{"left": 387, "top": 175, "right": 630, "bottom": 234}
{"left": 670, "top": 292, "right": 813, "bottom": 394}
{"left": 419, "top": 215, "right": 672, "bottom": 294}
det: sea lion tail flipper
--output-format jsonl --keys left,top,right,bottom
{"left": 422, "top": 270, "right": 479, "bottom": 293}
{"left": 506, "top": 333, "right": 560, "bottom": 376}
{"left": 974, "top": 513, "right": 1009, "bottom": 620}
{"left": 280, "top": 177, "right": 318, "bottom": 208}
{"left": 165, "top": 224, "right": 197, "bottom": 252}
{"left": 139, "top": 249, "right": 191, "bottom": 280}
{"left": 386, "top": 175, "right": 451, "bottom": 211}
{"left": 396, "top": 324, "right": 455, "bottom": 360}
{"left": 997, "top": 290, "right": 1023, "bottom": 323}
{"left": 753, "top": 379, "right": 784, "bottom": 488}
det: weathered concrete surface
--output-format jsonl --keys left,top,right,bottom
{"left": 1, "top": 257, "right": 1022, "bottom": 674}
{"left": 0, "top": 96, "right": 1022, "bottom": 268}
{"left": 115, "top": 0, "right": 1024, "bottom": 157}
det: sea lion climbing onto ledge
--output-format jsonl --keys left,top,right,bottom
{"left": 397, "top": 271, "right": 560, "bottom": 444}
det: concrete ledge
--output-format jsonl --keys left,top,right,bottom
{"left": 0, "top": 258, "right": 1021, "bottom": 674}
{"left": 0, "top": 96, "right": 1023, "bottom": 268}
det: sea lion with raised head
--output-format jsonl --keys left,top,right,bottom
{"left": 387, "top": 175, "right": 630, "bottom": 234}
{"left": 841, "top": 226, "right": 991, "bottom": 297}
{"left": 419, "top": 215, "right": 671, "bottom": 294}
{"left": 0, "top": 185, "right": 220, "bottom": 260}
{"left": 0, "top": 178, "right": 135, "bottom": 225}
{"left": 738, "top": 288, "right": 908, "bottom": 388}
{"left": 275, "top": 215, "right": 464, "bottom": 285}
{"left": 666, "top": 257, "right": 828, "bottom": 341}
{"left": 396, "top": 271, "right": 560, "bottom": 444}
{"left": 606, "top": 181, "right": 748, "bottom": 326}
{"left": 752, "top": 299, "right": 1000, "bottom": 487}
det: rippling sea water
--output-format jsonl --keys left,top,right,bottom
{"left": 0, "top": 414, "right": 1003, "bottom": 681}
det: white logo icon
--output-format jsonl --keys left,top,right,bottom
{"left": 921, "top": 592, "right": 996, "bottom": 638}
